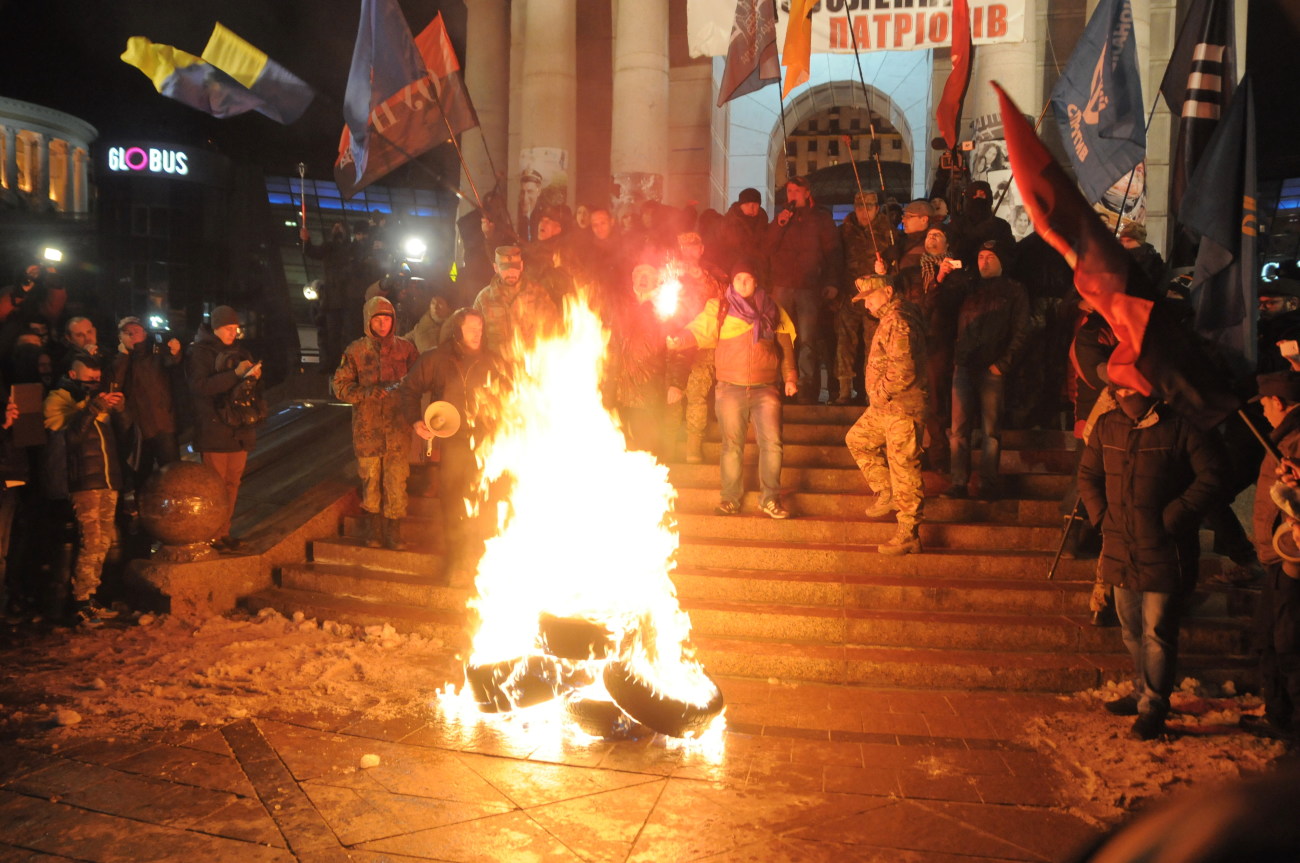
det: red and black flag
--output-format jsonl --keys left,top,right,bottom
{"left": 335, "top": 13, "right": 478, "bottom": 199}
{"left": 716, "top": 0, "right": 780, "bottom": 107}
{"left": 995, "top": 82, "right": 1239, "bottom": 429}
{"left": 935, "top": 0, "right": 972, "bottom": 150}
{"left": 1160, "top": 0, "right": 1236, "bottom": 222}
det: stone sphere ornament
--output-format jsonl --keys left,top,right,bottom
{"left": 138, "top": 461, "right": 229, "bottom": 561}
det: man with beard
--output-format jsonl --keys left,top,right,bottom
{"left": 473, "top": 246, "right": 558, "bottom": 360}
{"left": 833, "top": 191, "right": 898, "bottom": 405}
{"left": 1258, "top": 279, "right": 1300, "bottom": 374}
{"left": 333, "top": 297, "right": 420, "bottom": 550}
{"left": 767, "top": 176, "right": 841, "bottom": 402}
{"left": 401, "top": 309, "right": 498, "bottom": 580}
{"left": 846, "top": 277, "right": 928, "bottom": 554}
{"left": 948, "top": 181, "right": 1014, "bottom": 269}
{"left": 1078, "top": 386, "right": 1226, "bottom": 740}
{"left": 898, "top": 225, "right": 969, "bottom": 473}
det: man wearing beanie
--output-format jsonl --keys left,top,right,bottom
{"left": 186, "top": 305, "right": 261, "bottom": 551}
{"left": 669, "top": 258, "right": 797, "bottom": 518}
{"left": 710, "top": 188, "right": 769, "bottom": 282}
{"left": 334, "top": 296, "right": 420, "bottom": 550}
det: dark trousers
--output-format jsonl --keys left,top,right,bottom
{"left": 202, "top": 450, "right": 249, "bottom": 538}
{"left": 773, "top": 287, "right": 820, "bottom": 393}
{"left": 1259, "top": 562, "right": 1300, "bottom": 727}
{"left": 949, "top": 364, "right": 1005, "bottom": 491}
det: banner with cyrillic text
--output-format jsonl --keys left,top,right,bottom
{"left": 688, "top": 0, "right": 1026, "bottom": 58}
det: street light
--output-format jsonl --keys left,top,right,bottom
{"left": 303, "top": 280, "right": 320, "bottom": 302}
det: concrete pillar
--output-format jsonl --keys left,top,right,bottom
{"left": 73, "top": 148, "right": 88, "bottom": 214}
{"left": 610, "top": 0, "right": 669, "bottom": 216}
{"left": 461, "top": 0, "right": 510, "bottom": 215}
{"left": 1, "top": 126, "right": 14, "bottom": 191}
{"left": 966, "top": 0, "right": 1042, "bottom": 124}
{"left": 516, "top": 0, "right": 576, "bottom": 239}
{"left": 35, "top": 133, "right": 49, "bottom": 204}
{"left": 58, "top": 140, "right": 72, "bottom": 213}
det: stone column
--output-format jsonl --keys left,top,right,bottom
{"left": 1, "top": 126, "right": 15, "bottom": 191}
{"left": 516, "top": 0, "right": 576, "bottom": 239}
{"left": 610, "top": 0, "right": 669, "bottom": 216}
{"left": 966, "top": 0, "right": 1041, "bottom": 125}
{"left": 35, "top": 133, "right": 50, "bottom": 205}
{"left": 461, "top": 0, "right": 510, "bottom": 215}
{"left": 73, "top": 148, "right": 88, "bottom": 214}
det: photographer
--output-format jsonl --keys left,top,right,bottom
{"left": 111, "top": 317, "right": 182, "bottom": 498}
{"left": 43, "top": 355, "right": 126, "bottom": 624}
{"left": 186, "top": 306, "right": 261, "bottom": 552}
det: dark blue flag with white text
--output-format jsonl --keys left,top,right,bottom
{"left": 343, "top": 0, "right": 427, "bottom": 183}
{"left": 1049, "top": 0, "right": 1146, "bottom": 204}
{"left": 1179, "top": 74, "right": 1257, "bottom": 375}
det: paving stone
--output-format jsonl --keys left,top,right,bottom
{"left": 107, "top": 744, "right": 257, "bottom": 798}
{"left": 527, "top": 780, "right": 666, "bottom": 863}
{"left": 355, "top": 809, "right": 581, "bottom": 861}
{"left": 301, "top": 781, "right": 509, "bottom": 846}
{"left": 456, "top": 752, "right": 659, "bottom": 809}
{"left": 896, "top": 768, "right": 984, "bottom": 804}
{"left": 187, "top": 796, "right": 286, "bottom": 847}
{"left": 924, "top": 800, "right": 1100, "bottom": 862}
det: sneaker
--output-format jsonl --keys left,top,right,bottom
{"left": 1130, "top": 713, "right": 1166, "bottom": 741}
{"left": 71, "top": 601, "right": 118, "bottom": 627}
{"left": 714, "top": 500, "right": 741, "bottom": 516}
{"left": 1103, "top": 694, "right": 1139, "bottom": 716}
{"left": 760, "top": 499, "right": 790, "bottom": 519}
{"left": 864, "top": 496, "right": 895, "bottom": 519}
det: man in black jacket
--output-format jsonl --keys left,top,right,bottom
{"left": 1078, "top": 388, "right": 1226, "bottom": 740}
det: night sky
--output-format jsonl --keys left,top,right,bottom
{"left": 0, "top": 0, "right": 463, "bottom": 182}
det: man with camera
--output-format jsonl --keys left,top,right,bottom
{"left": 111, "top": 317, "right": 182, "bottom": 496}
{"left": 43, "top": 355, "right": 126, "bottom": 624}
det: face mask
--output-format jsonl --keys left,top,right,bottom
{"left": 80, "top": 381, "right": 102, "bottom": 395}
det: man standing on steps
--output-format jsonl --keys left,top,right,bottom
{"left": 669, "top": 259, "right": 798, "bottom": 519}
{"left": 1077, "top": 387, "right": 1226, "bottom": 740}
{"left": 845, "top": 277, "right": 928, "bottom": 555}
{"left": 333, "top": 297, "right": 420, "bottom": 551}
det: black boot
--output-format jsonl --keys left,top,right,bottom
{"left": 383, "top": 517, "right": 407, "bottom": 551}
{"left": 363, "top": 512, "right": 382, "bottom": 548}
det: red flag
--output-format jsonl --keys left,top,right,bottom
{"left": 334, "top": 13, "right": 478, "bottom": 198}
{"left": 936, "top": 0, "right": 972, "bottom": 149}
{"left": 996, "top": 82, "right": 1239, "bottom": 429}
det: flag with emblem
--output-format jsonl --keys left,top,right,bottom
{"left": 717, "top": 0, "right": 779, "bottom": 106}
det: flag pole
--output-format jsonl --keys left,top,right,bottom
{"left": 425, "top": 76, "right": 486, "bottom": 214}
{"left": 842, "top": 9, "right": 890, "bottom": 201}
{"left": 990, "top": 100, "right": 1052, "bottom": 218}
{"left": 1108, "top": 94, "right": 1165, "bottom": 236}
{"left": 771, "top": 0, "right": 793, "bottom": 182}
{"left": 840, "top": 134, "right": 884, "bottom": 255}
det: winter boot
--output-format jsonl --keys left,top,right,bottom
{"left": 864, "top": 493, "right": 895, "bottom": 519}
{"left": 685, "top": 434, "right": 704, "bottom": 464}
{"left": 878, "top": 524, "right": 921, "bottom": 556}
{"left": 832, "top": 378, "right": 854, "bottom": 405}
{"left": 363, "top": 512, "right": 383, "bottom": 548}
{"left": 383, "top": 517, "right": 408, "bottom": 551}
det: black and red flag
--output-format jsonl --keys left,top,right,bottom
{"left": 994, "top": 82, "right": 1239, "bottom": 429}
{"left": 935, "top": 0, "right": 972, "bottom": 150}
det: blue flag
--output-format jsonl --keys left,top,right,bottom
{"left": 1180, "top": 75, "right": 1257, "bottom": 375}
{"left": 343, "top": 0, "right": 427, "bottom": 182}
{"left": 1049, "top": 0, "right": 1146, "bottom": 204}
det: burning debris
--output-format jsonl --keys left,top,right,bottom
{"left": 442, "top": 292, "right": 725, "bottom": 740}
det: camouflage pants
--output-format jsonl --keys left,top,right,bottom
{"left": 684, "top": 349, "right": 716, "bottom": 438}
{"left": 845, "top": 406, "right": 923, "bottom": 528}
{"left": 357, "top": 455, "right": 410, "bottom": 519}
{"left": 70, "top": 488, "right": 119, "bottom": 602}
{"left": 834, "top": 298, "right": 879, "bottom": 384}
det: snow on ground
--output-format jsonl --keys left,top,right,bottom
{"left": 1022, "top": 678, "right": 1293, "bottom": 824}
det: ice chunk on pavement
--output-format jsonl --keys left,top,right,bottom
{"left": 359, "top": 754, "right": 381, "bottom": 769}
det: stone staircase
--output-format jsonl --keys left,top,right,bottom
{"left": 242, "top": 404, "right": 1257, "bottom": 693}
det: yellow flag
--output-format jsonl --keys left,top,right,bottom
{"left": 781, "top": 0, "right": 815, "bottom": 98}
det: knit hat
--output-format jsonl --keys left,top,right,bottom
{"left": 738, "top": 188, "right": 762, "bottom": 205}
{"left": 117, "top": 316, "right": 144, "bottom": 331}
{"left": 731, "top": 257, "right": 760, "bottom": 281}
{"left": 210, "top": 306, "right": 241, "bottom": 329}
{"left": 902, "top": 199, "right": 934, "bottom": 217}
{"left": 979, "top": 239, "right": 1010, "bottom": 265}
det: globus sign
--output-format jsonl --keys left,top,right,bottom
{"left": 106, "top": 146, "right": 189, "bottom": 176}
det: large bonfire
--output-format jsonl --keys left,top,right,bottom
{"left": 443, "top": 290, "right": 724, "bottom": 740}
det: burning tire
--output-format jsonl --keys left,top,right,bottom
{"left": 537, "top": 613, "right": 620, "bottom": 661}
{"left": 602, "top": 661, "right": 725, "bottom": 738}
{"left": 564, "top": 696, "right": 641, "bottom": 738}
{"left": 465, "top": 655, "right": 565, "bottom": 713}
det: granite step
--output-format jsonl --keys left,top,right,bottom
{"left": 311, "top": 537, "right": 444, "bottom": 576}
{"left": 667, "top": 464, "right": 1072, "bottom": 498}
{"left": 280, "top": 562, "right": 470, "bottom": 610}
{"left": 671, "top": 487, "right": 1062, "bottom": 522}
{"left": 679, "top": 599, "right": 1249, "bottom": 655}
{"left": 698, "top": 441, "right": 1073, "bottom": 472}
{"left": 690, "top": 634, "right": 1253, "bottom": 692}
{"left": 242, "top": 587, "right": 468, "bottom": 646}
{"left": 340, "top": 514, "right": 443, "bottom": 547}
{"left": 671, "top": 512, "right": 1060, "bottom": 549}
{"left": 704, "top": 421, "right": 1079, "bottom": 456}
{"left": 779, "top": 408, "right": 1079, "bottom": 448}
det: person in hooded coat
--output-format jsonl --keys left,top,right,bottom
{"left": 399, "top": 309, "right": 501, "bottom": 579}
{"left": 948, "top": 181, "right": 1014, "bottom": 270}
{"left": 334, "top": 296, "right": 420, "bottom": 550}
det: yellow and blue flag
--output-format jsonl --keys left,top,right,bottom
{"left": 121, "top": 25, "right": 313, "bottom": 124}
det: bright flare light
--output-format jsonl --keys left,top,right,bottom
{"left": 654, "top": 277, "right": 683, "bottom": 321}
{"left": 42, "top": 247, "right": 63, "bottom": 263}
{"left": 403, "top": 236, "right": 428, "bottom": 261}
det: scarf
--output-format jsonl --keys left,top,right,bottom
{"left": 724, "top": 286, "right": 779, "bottom": 344}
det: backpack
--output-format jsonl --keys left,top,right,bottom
{"left": 214, "top": 350, "right": 267, "bottom": 428}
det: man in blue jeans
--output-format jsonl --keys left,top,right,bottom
{"left": 944, "top": 240, "right": 1028, "bottom": 500}
{"left": 671, "top": 259, "right": 798, "bottom": 518}
{"left": 1078, "top": 387, "right": 1225, "bottom": 740}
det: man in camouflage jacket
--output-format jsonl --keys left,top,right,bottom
{"left": 845, "top": 277, "right": 929, "bottom": 554}
{"left": 472, "top": 245, "right": 558, "bottom": 361}
{"left": 333, "top": 296, "right": 419, "bottom": 550}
